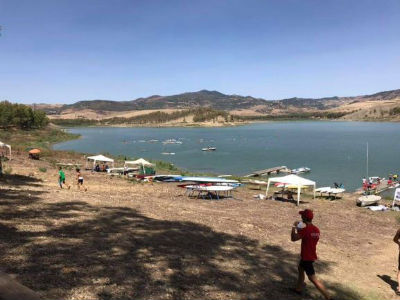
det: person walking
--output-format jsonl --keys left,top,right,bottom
{"left": 76, "top": 168, "right": 87, "bottom": 191}
{"left": 290, "top": 209, "right": 332, "bottom": 300}
{"left": 393, "top": 229, "right": 400, "bottom": 295}
{"left": 58, "top": 167, "right": 70, "bottom": 189}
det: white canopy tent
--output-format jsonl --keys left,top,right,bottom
{"left": 124, "top": 158, "right": 154, "bottom": 175}
{"left": 124, "top": 158, "right": 154, "bottom": 167}
{"left": 86, "top": 154, "right": 114, "bottom": 169}
{"left": 0, "top": 141, "right": 11, "bottom": 160}
{"left": 265, "top": 174, "right": 316, "bottom": 206}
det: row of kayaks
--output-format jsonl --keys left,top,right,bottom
{"left": 149, "top": 175, "right": 239, "bottom": 185}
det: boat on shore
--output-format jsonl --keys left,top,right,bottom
{"left": 357, "top": 195, "right": 381, "bottom": 207}
{"left": 202, "top": 147, "right": 216, "bottom": 151}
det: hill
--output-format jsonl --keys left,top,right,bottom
{"left": 57, "top": 90, "right": 268, "bottom": 113}
{"left": 40, "top": 88, "right": 400, "bottom": 122}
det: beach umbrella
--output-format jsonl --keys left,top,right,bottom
{"left": 29, "top": 149, "right": 41, "bottom": 154}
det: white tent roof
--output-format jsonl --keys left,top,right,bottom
{"left": 0, "top": 141, "right": 11, "bottom": 150}
{"left": 267, "top": 174, "right": 315, "bottom": 186}
{"left": 266, "top": 174, "right": 316, "bottom": 206}
{"left": 125, "top": 158, "right": 154, "bottom": 166}
{"left": 87, "top": 154, "right": 114, "bottom": 163}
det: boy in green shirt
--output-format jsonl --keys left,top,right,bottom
{"left": 58, "top": 167, "right": 70, "bottom": 189}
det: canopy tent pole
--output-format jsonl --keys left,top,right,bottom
{"left": 265, "top": 178, "right": 271, "bottom": 197}
{"left": 297, "top": 183, "right": 301, "bottom": 206}
{"left": 313, "top": 183, "right": 316, "bottom": 199}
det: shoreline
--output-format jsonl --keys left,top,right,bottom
{"left": 51, "top": 118, "right": 400, "bottom": 129}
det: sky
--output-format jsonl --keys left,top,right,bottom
{"left": 1, "top": 0, "right": 400, "bottom": 104}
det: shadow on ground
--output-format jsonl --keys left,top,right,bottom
{"left": 0, "top": 173, "right": 43, "bottom": 187}
{"left": 0, "top": 189, "right": 363, "bottom": 299}
{"left": 378, "top": 274, "right": 397, "bottom": 292}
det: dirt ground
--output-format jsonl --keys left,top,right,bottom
{"left": 0, "top": 154, "right": 399, "bottom": 300}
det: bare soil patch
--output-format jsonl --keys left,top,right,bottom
{"left": 0, "top": 154, "right": 398, "bottom": 299}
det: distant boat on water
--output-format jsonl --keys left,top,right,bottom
{"left": 162, "top": 139, "right": 182, "bottom": 145}
{"left": 291, "top": 167, "right": 311, "bottom": 174}
{"left": 202, "top": 147, "right": 216, "bottom": 151}
{"left": 161, "top": 152, "right": 175, "bottom": 155}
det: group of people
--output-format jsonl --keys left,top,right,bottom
{"left": 94, "top": 163, "right": 109, "bottom": 172}
{"left": 58, "top": 167, "right": 86, "bottom": 191}
{"left": 362, "top": 173, "right": 399, "bottom": 191}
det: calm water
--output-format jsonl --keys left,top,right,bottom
{"left": 54, "top": 122, "right": 400, "bottom": 191}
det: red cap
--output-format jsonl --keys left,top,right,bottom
{"left": 299, "top": 209, "right": 313, "bottom": 220}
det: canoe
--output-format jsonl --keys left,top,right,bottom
{"left": 152, "top": 175, "right": 183, "bottom": 182}
{"left": 357, "top": 195, "right": 381, "bottom": 207}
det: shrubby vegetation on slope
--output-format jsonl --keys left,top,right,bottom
{"left": 389, "top": 107, "right": 400, "bottom": 116}
{"left": 0, "top": 101, "right": 49, "bottom": 129}
{"left": 51, "top": 108, "right": 229, "bottom": 126}
{"left": 233, "top": 111, "right": 352, "bottom": 121}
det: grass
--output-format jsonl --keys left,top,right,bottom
{"left": 38, "top": 167, "right": 47, "bottom": 173}
{"left": 0, "top": 126, "right": 79, "bottom": 152}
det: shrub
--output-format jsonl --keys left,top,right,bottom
{"left": 3, "top": 167, "right": 12, "bottom": 175}
{"left": 389, "top": 107, "right": 400, "bottom": 116}
{"left": 39, "top": 167, "right": 47, "bottom": 173}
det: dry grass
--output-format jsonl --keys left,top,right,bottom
{"left": 49, "top": 109, "right": 183, "bottom": 120}
{"left": 0, "top": 154, "right": 399, "bottom": 299}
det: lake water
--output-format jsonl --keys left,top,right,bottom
{"left": 54, "top": 122, "right": 400, "bottom": 191}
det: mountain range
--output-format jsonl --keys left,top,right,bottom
{"left": 39, "top": 88, "right": 400, "bottom": 121}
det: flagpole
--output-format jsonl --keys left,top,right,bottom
{"left": 366, "top": 142, "right": 369, "bottom": 179}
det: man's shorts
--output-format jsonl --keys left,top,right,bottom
{"left": 299, "top": 260, "right": 315, "bottom": 276}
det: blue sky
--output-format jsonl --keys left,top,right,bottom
{"left": 1, "top": 0, "right": 400, "bottom": 104}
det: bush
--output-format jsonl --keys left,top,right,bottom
{"left": 3, "top": 167, "right": 12, "bottom": 175}
{"left": 38, "top": 167, "right": 47, "bottom": 173}
{"left": 389, "top": 107, "right": 400, "bottom": 116}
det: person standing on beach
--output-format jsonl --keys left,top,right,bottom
{"left": 393, "top": 229, "right": 400, "bottom": 295}
{"left": 290, "top": 209, "right": 331, "bottom": 300}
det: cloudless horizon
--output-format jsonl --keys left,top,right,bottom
{"left": 1, "top": 0, "right": 400, "bottom": 104}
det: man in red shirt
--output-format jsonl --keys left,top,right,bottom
{"left": 291, "top": 209, "right": 331, "bottom": 300}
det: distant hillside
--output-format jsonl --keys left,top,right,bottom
{"left": 58, "top": 90, "right": 268, "bottom": 113}
{"left": 41, "top": 88, "right": 400, "bottom": 122}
